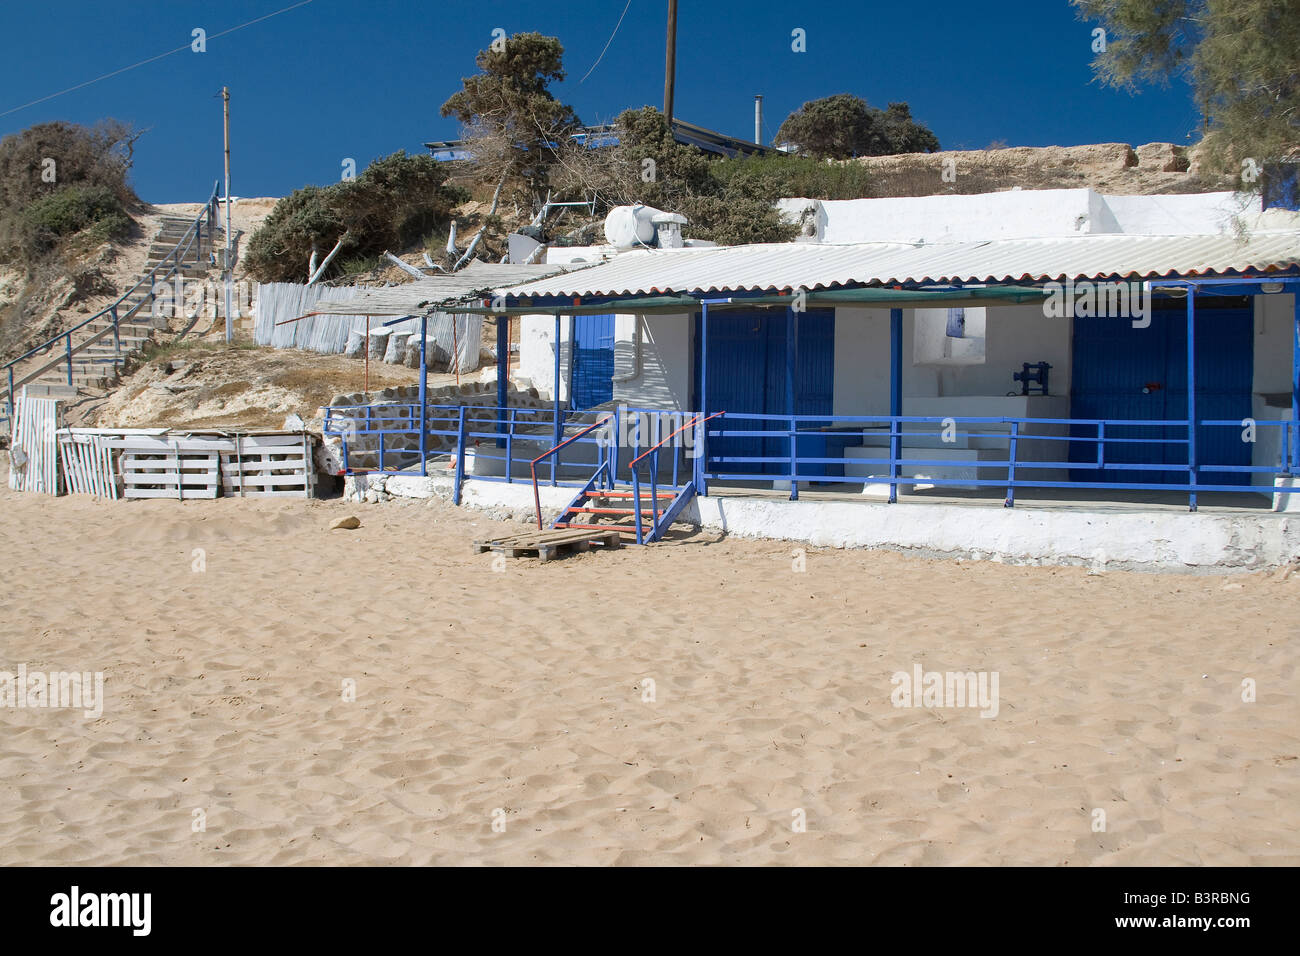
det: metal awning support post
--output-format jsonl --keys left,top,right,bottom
{"left": 419, "top": 314, "right": 428, "bottom": 477}
{"left": 700, "top": 301, "right": 711, "bottom": 496}
{"left": 497, "top": 313, "right": 508, "bottom": 449}
{"left": 889, "top": 308, "right": 903, "bottom": 503}
{"left": 786, "top": 304, "right": 798, "bottom": 501}
{"left": 1187, "top": 287, "right": 1198, "bottom": 512}
{"left": 552, "top": 313, "right": 563, "bottom": 485}
{"left": 1293, "top": 291, "right": 1300, "bottom": 474}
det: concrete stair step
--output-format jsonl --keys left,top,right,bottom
{"left": 15, "top": 384, "right": 80, "bottom": 399}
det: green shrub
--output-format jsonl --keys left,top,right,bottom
{"left": 0, "top": 119, "right": 140, "bottom": 264}
{"left": 709, "top": 153, "right": 876, "bottom": 202}
{"left": 245, "top": 151, "right": 468, "bottom": 283}
{"left": 21, "top": 185, "right": 131, "bottom": 252}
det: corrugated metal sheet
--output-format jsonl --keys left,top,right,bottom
{"left": 501, "top": 232, "right": 1300, "bottom": 298}
{"left": 254, "top": 282, "right": 483, "bottom": 371}
{"left": 308, "top": 261, "right": 587, "bottom": 316}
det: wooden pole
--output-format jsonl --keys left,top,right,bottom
{"left": 222, "top": 86, "right": 233, "bottom": 342}
{"left": 664, "top": 0, "right": 678, "bottom": 126}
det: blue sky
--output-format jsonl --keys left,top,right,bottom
{"left": 0, "top": 0, "right": 1203, "bottom": 203}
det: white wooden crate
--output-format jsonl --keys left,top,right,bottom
{"left": 120, "top": 445, "right": 220, "bottom": 499}
{"left": 219, "top": 434, "right": 314, "bottom": 498}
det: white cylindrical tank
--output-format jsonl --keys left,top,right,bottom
{"left": 604, "top": 204, "right": 661, "bottom": 248}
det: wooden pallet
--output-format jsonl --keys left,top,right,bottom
{"left": 120, "top": 448, "right": 219, "bottom": 499}
{"left": 220, "top": 434, "right": 314, "bottom": 498}
{"left": 474, "top": 528, "right": 623, "bottom": 562}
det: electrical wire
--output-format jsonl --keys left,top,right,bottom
{"left": 578, "top": 0, "right": 633, "bottom": 84}
{"left": 0, "top": 0, "right": 315, "bottom": 119}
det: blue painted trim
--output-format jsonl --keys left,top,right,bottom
{"left": 786, "top": 306, "right": 798, "bottom": 502}
{"left": 553, "top": 314, "right": 563, "bottom": 484}
{"left": 889, "top": 308, "right": 902, "bottom": 503}
{"left": 453, "top": 406, "right": 467, "bottom": 505}
{"left": 1187, "top": 288, "right": 1198, "bottom": 512}
{"left": 1294, "top": 295, "right": 1300, "bottom": 474}
{"left": 418, "top": 315, "right": 427, "bottom": 477}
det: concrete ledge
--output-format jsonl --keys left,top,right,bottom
{"left": 690, "top": 494, "right": 1296, "bottom": 572}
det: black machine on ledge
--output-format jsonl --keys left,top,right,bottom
{"left": 1013, "top": 362, "right": 1052, "bottom": 396}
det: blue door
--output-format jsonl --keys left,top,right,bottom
{"left": 570, "top": 314, "right": 615, "bottom": 409}
{"left": 1069, "top": 298, "right": 1253, "bottom": 486}
{"left": 695, "top": 309, "right": 836, "bottom": 477}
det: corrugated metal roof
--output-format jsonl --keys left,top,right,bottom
{"left": 500, "top": 232, "right": 1300, "bottom": 298}
{"left": 307, "top": 261, "right": 589, "bottom": 316}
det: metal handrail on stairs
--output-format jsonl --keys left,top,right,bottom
{"left": 530, "top": 416, "right": 612, "bottom": 530}
{"left": 628, "top": 411, "right": 725, "bottom": 544}
{"left": 2, "top": 180, "right": 222, "bottom": 425}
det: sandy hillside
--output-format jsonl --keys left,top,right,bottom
{"left": 0, "top": 487, "right": 1296, "bottom": 866}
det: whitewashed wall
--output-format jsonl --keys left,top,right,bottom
{"left": 612, "top": 313, "right": 694, "bottom": 410}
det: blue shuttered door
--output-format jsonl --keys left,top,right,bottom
{"left": 1070, "top": 300, "right": 1253, "bottom": 486}
{"left": 696, "top": 309, "right": 835, "bottom": 477}
{"left": 570, "top": 314, "right": 615, "bottom": 409}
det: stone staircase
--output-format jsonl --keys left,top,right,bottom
{"left": 3, "top": 205, "right": 224, "bottom": 416}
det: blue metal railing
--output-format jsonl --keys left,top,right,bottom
{"left": 322, "top": 403, "right": 1297, "bottom": 512}
{"left": 626, "top": 411, "right": 720, "bottom": 544}
{"left": 322, "top": 403, "right": 704, "bottom": 507}
{"left": 2, "top": 181, "right": 222, "bottom": 427}
{"left": 530, "top": 416, "right": 611, "bottom": 529}
{"left": 701, "top": 411, "right": 1300, "bottom": 509}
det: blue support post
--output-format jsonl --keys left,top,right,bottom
{"left": 786, "top": 305, "right": 798, "bottom": 501}
{"left": 552, "top": 313, "right": 562, "bottom": 485}
{"left": 610, "top": 403, "right": 620, "bottom": 489}
{"left": 1005, "top": 420, "right": 1019, "bottom": 508}
{"left": 418, "top": 315, "right": 428, "bottom": 476}
{"left": 1187, "top": 287, "right": 1198, "bottom": 512}
{"left": 7, "top": 367, "right": 14, "bottom": 424}
{"left": 889, "top": 308, "right": 903, "bottom": 503}
{"left": 65, "top": 333, "right": 73, "bottom": 386}
{"left": 453, "top": 406, "right": 467, "bottom": 505}
{"left": 1293, "top": 292, "right": 1300, "bottom": 473}
{"left": 506, "top": 409, "right": 516, "bottom": 482}
{"left": 700, "top": 302, "right": 710, "bottom": 496}
{"left": 496, "top": 314, "right": 508, "bottom": 449}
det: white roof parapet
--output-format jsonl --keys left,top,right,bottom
{"left": 497, "top": 232, "right": 1300, "bottom": 299}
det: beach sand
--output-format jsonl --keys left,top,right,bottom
{"left": 1, "top": 488, "right": 1297, "bottom": 866}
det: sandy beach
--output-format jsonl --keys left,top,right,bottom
{"left": 1, "top": 488, "right": 1297, "bottom": 866}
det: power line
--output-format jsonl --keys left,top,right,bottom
{"left": 0, "top": 0, "right": 315, "bottom": 119}
{"left": 578, "top": 0, "right": 633, "bottom": 84}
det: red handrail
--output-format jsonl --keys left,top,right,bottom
{"left": 627, "top": 411, "right": 724, "bottom": 471}
{"left": 530, "top": 416, "right": 611, "bottom": 529}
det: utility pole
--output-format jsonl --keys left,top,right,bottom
{"left": 222, "top": 86, "right": 233, "bottom": 343}
{"left": 663, "top": 0, "right": 678, "bottom": 127}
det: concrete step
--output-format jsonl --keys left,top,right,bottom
{"left": 27, "top": 375, "right": 110, "bottom": 388}
{"left": 80, "top": 331, "right": 153, "bottom": 345}
{"left": 14, "top": 384, "right": 80, "bottom": 399}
